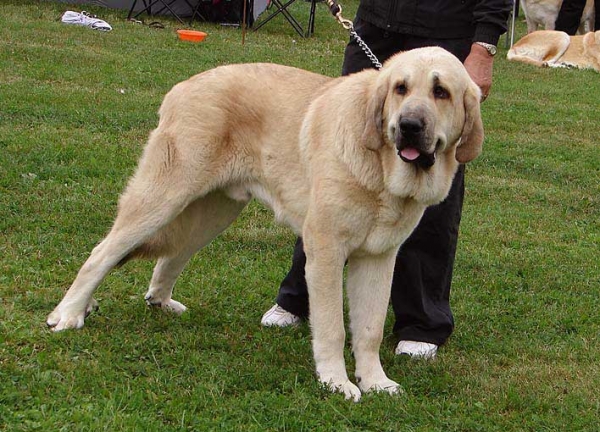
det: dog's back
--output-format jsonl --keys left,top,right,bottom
{"left": 120, "top": 64, "right": 336, "bottom": 261}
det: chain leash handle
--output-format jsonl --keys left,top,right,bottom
{"left": 349, "top": 28, "right": 382, "bottom": 70}
{"left": 325, "top": 0, "right": 383, "bottom": 70}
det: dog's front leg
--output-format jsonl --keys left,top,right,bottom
{"left": 347, "top": 249, "right": 402, "bottom": 396}
{"left": 304, "top": 234, "right": 361, "bottom": 402}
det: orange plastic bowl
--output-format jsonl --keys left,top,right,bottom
{"left": 177, "top": 30, "right": 207, "bottom": 43}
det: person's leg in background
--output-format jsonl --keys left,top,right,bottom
{"left": 391, "top": 166, "right": 464, "bottom": 357}
{"left": 389, "top": 36, "right": 471, "bottom": 359}
{"left": 261, "top": 237, "right": 307, "bottom": 326}
{"left": 555, "top": 0, "right": 587, "bottom": 34}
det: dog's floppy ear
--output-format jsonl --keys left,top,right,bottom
{"left": 362, "top": 74, "right": 389, "bottom": 151}
{"left": 456, "top": 83, "right": 484, "bottom": 163}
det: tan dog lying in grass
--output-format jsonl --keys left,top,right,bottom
{"left": 508, "top": 30, "right": 600, "bottom": 71}
{"left": 47, "top": 47, "right": 483, "bottom": 401}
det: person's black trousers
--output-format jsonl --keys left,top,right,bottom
{"left": 555, "top": 0, "right": 600, "bottom": 35}
{"left": 276, "top": 18, "right": 472, "bottom": 346}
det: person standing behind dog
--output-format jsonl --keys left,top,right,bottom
{"left": 555, "top": 0, "right": 600, "bottom": 34}
{"left": 261, "top": 0, "right": 512, "bottom": 359}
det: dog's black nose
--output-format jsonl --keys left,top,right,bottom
{"left": 399, "top": 117, "right": 424, "bottom": 135}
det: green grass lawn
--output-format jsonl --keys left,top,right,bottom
{"left": 1, "top": 1, "right": 599, "bottom": 430}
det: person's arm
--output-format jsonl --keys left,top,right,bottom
{"left": 464, "top": 0, "right": 512, "bottom": 100}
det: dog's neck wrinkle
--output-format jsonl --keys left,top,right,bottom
{"left": 377, "top": 193, "right": 416, "bottom": 218}
{"left": 340, "top": 142, "right": 385, "bottom": 193}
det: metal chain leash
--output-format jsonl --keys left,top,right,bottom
{"left": 325, "top": 0, "right": 382, "bottom": 70}
{"left": 349, "top": 27, "right": 382, "bottom": 70}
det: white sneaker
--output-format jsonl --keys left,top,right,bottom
{"left": 395, "top": 340, "right": 438, "bottom": 359}
{"left": 261, "top": 304, "right": 301, "bottom": 327}
{"left": 61, "top": 11, "right": 113, "bottom": 31}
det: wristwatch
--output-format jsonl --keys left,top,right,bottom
{"left": 474, "top": 42, "right": 497, "bottom": 56}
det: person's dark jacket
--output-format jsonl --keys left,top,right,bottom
{"left": 356, "top": 0, "right": 512, "bottom": 45}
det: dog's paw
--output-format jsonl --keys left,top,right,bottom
{"left": 161, "top": 299, "right": 187, "bottom": 314}
{"left": 320, "top": 377, "right": 362, "bottom": 402}
{"left": 359, "top": 377, "right": 403, "bottom": 396}
{"left": 46, "top": 298, "right": 98, "bottom": 332}
{"left": 144, "top": 293, "right": 187, "bottom": 315}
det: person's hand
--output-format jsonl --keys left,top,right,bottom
{"left": 463, "top": 43, "right": 494, "bottom": 102}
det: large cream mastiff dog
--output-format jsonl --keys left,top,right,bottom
{"left": 47, "top": 47, "right": 483, "bottom": 401}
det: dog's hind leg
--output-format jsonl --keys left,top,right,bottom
{"left": 143, "top": 191, "right": 248, "bottom": 314}
{"left": 346, "top": 249, "right": 401, "bottom": 396}
{"left": 46, "top": 129, "right": 224, "bottom": 331}
{"left": 46, "top": 182, "right": 198, "bottom": 331}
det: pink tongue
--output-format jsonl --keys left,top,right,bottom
{"left": 400, "top": 147, "right": 420, "bottom": 161}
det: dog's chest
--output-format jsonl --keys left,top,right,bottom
{"left": 360, "top": 198, "right": 424, "bottom": 255}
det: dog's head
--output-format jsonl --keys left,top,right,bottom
{"left": 362, "top": 47, "right": 484, "bottom": 166}
{"left": 583, "top": 31, "right": 600, "bottom": 71}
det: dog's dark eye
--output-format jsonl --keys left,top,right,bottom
{"left": 396, "top": 83, "right": 407, "bottom": 95}
{"left": 433, "top": 85, "right": 449, "bottom": 99}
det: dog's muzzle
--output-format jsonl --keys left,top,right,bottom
{"left": 396, "top": 117, "right": 436, "bottom": 169}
